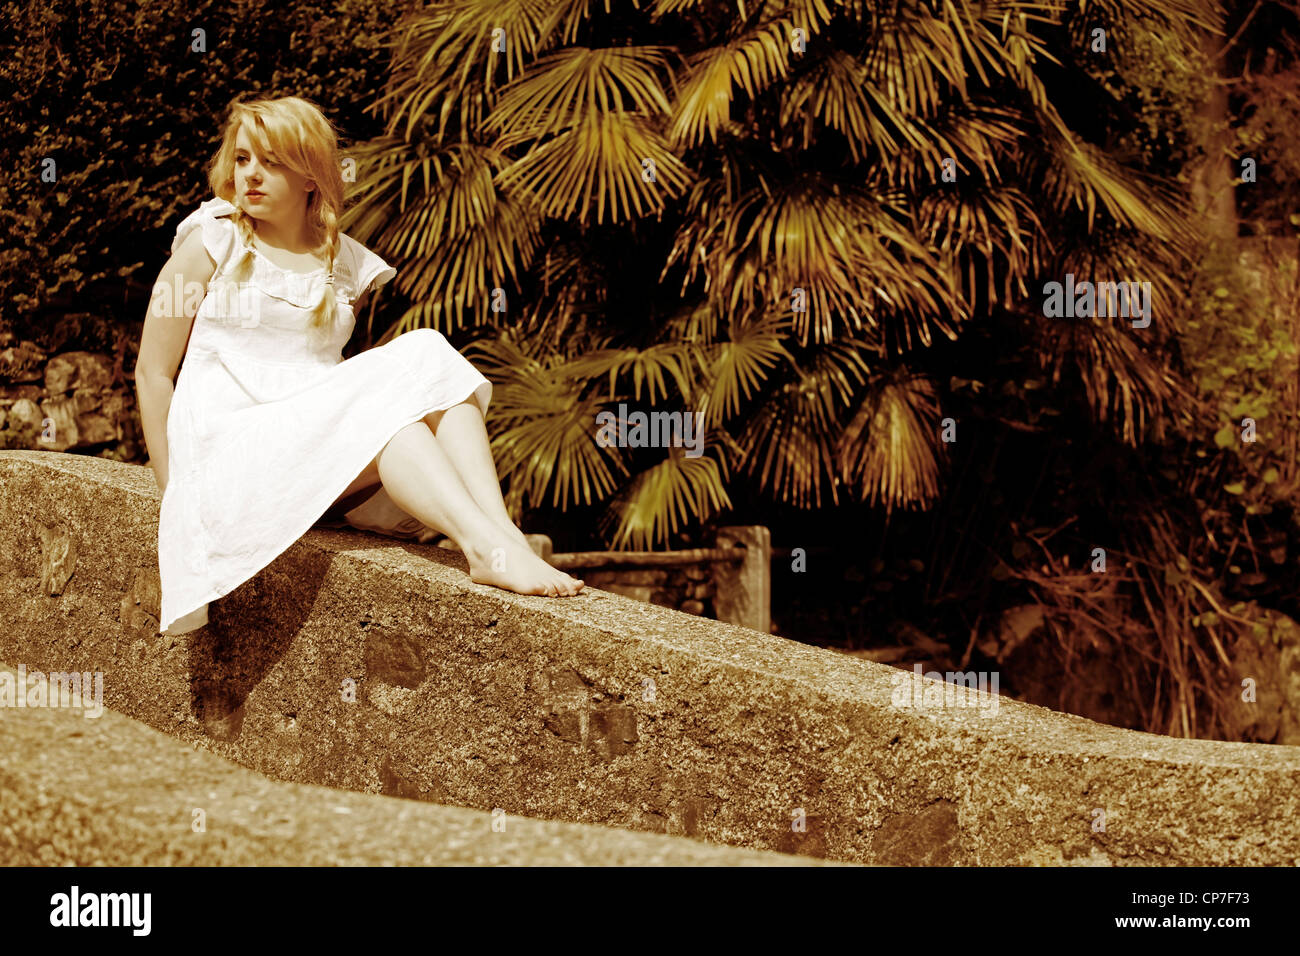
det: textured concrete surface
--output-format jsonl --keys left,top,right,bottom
{"left": 0, "top": 662, "right": 833, "bottom": 865}
{"left": 2, "top": 450, "right": 1300, "bottom": 866}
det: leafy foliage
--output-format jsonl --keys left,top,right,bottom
{"left": 0, "top": 0, "right": 414, "bottom": 348}
{"left": 346, "top": 0, "right": 1213, "bottom": 548}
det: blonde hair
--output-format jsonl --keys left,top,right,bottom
{"left": 207, "top": 95, "right": 344, "bottom": 336}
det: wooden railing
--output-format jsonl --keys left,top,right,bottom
{"left": 531, "top": 526, "right": 771, "bottom": 633}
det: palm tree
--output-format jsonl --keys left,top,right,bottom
{"left": 342, "top": 0, "right": 1214, "bottom": 551}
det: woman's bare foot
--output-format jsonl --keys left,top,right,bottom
{"left": 490, "top": 515, "right": 534, "bottom": 551}
{"left": 486, "top": 516, "right": 584, "bottom": 595}
{"left": 465, "top": 533, "right": 584, "bottom": 597}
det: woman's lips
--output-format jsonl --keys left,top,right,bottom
{"left": 245, "top": 192, "right": 265, "bottom": 200}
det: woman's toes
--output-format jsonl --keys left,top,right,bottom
{"left": 468, "top": 538, "right": 591, "bottom": 598}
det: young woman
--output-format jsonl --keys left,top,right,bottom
{"left": 136, "top": 95, "right": 583, "bottom": 636}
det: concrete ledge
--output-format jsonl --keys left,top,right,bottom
{"left": 0, "top": 663, "right": 828, "bottom": 865}
{"left": 2, "top": 450, "right": 1299, "bottom": 866}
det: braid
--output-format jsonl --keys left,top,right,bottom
{"left": 228, "top": 209, "right": 257, "bottom": 286}
{"left": 307, "top": 199, "right": 340, "bottom": 335}
{"left": 226, "top": 200, "right": 339, "bottom": 343}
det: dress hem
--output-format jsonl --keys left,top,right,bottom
{"left": 158, "top": 376, "right": 492, "bottom": 636}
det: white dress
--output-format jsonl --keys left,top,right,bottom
{"left": 157, "top": 197, "right": 493, "bottom": 636}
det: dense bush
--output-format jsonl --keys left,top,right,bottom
{"left": 0, "top": 0, "right": 416, "bottom": 352}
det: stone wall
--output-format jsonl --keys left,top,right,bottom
{"left": 3, "top": 450, "right": 1299, "bottom": 866}
{"left": 0, "top": 332, "right": 140, "bottom": 459}
{"left": 0, "top": 662, "right": 832, "bottom": 866}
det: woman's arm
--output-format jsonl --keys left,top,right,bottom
{"left": 136, "top": 228, "right": 216, "bottom": 494}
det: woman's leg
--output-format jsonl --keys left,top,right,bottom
{"left": 333, "top": 399, "right": 499, "bottom": 518}
{"left": 375, "top": 420, "right": 583, "bottom": 596}
{"left": 424, "top": 400, "right": 584, "bottom": 591}
{"left": 422, "top": 399, "right": 534, "bottom": 547}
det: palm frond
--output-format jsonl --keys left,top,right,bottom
{"left": 837, "top": 372, "right": 946, "bottom": 513}
{"left": 668, "top": 20, "right": 794, "bottom": 147}
{"left": 1030, "top": 289, "right": 1201, "bottom": 447}
{"left": 733, "top": 341, "right": 874, "bottom": 508}
{"left": 861, "top": 6, "right": 971, "bottom": 115}
{"left": 466, "top": 332, "right": 629, "bottom": 510}
{"left": 914, "top": 181, "right": 1045, "bottom": 308}
{"left": 560, "top": 340, "right": 704, "bottom": 404}
{"left": 1034, "top": 124, "right": 1198, "bottom": 247}
{"left": 378, "top": 0, "right": 566, "bottom": 140}
{"left": 496, "top": 110, "right": 694, "bottom": 224}
{"left": 604, "top": 446, "right": 733, "bottom": 549}
{"left": 342, "top": 139, "right": 549, "bottom": 334}
{"left": 702, "top": 311, "right": 795, "bottom": 423}
{"left": 484, "top": 46, "right": 678, "bottom": 144}
{"left": 660, "top": 298, "right": 723, "bottom": 345}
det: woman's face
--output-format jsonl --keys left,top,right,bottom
{"left": 233, "top": 125, "right": 314, "bottom": 227}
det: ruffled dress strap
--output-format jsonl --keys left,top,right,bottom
{"left": 171, "top": 197, "right": 239, "bottom": 274}
{"left": 171, "top": 197, "right": 396, "bottom": 307}
{"left": 337, "top": 234, "right": 397, "bottom": 304}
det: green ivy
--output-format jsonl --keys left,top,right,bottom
{"left": 1183, "top": 237, "right": 1296, "bottom": 509}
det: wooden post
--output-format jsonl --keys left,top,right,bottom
{"left": 713, "top": 526, "right": 770, "bottom": 633}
